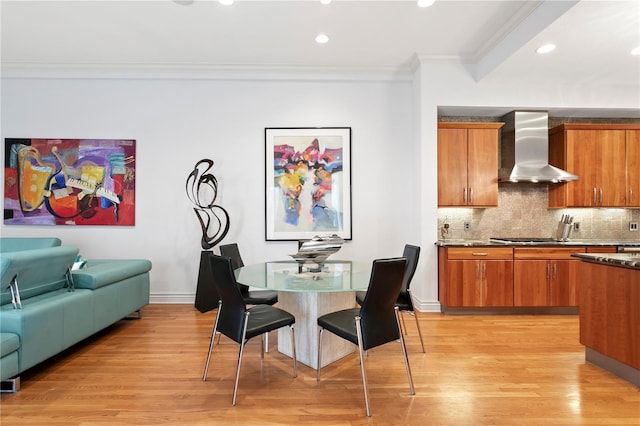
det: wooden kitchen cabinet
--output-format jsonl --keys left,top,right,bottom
{"left": 549, "top": 124, "right": 640, "bottom": 208}
{"left": 438, "top": 122, "right": 504, "bottom": 207}
{"left": 439, "top": 247, "right": 513, "bottom": 308}
{"left": 513, "top": 247, "right": 585, "bottom": 307}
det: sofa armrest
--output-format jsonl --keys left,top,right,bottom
{"left": 72, "top": 260, "right": 152, "bottom": 290}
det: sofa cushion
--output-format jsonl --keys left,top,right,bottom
{"left": 0, "top": 288, "right": 93, "bottom": 371}
{"left": 0, "top": 238, "right": 62, "bottom": 253}
{"left": 0, "top": 333, "right": 20, "bottom": 357}
{"left": 0, "top": 246, "right": 79, "bottom": 306}
{"left": 72, "top": 259, "right": 152, "bottom": 290}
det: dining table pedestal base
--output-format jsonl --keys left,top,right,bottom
{"left": 277, "top": 291, "right": 356, "bottom": 369}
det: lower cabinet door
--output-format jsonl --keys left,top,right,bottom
{"left": 483, "top": 260, "right": 514, "bottom": 306}
{"left": 461, "top": 261, "right": 483, "bottom": 307}
{"left": 514, "top": 260, "right": 549, "bottom": 306}
{"left": 549, "top": 260, "right": 580, "bottom": 306}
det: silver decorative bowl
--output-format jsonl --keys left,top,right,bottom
{"left": 289, "top": 234, "right": 344, "bottom": 271}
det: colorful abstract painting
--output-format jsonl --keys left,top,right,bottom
{"left": 4, "top": 138, "right": 136, "bottom": 226}
{"left": 265, "top": 128, "right": 351, "bottom": 241}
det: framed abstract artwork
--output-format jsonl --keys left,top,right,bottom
{"left": 265, "top": 127, "right": 352, "bottom": 241}
{"left": 4, "top": 138, "right": 136, "bottom": 226}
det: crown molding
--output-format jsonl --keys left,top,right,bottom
{"left": 1, "top": 62, "right": 414, "bottom": 82}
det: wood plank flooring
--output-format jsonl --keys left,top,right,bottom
{"left": 1, "top": 304, "right": 638, "bottom": 425}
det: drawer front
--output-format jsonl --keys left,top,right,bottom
{"left": 514, "top": 247, "right": 586, "bottom": 260}
{"left": 447, "top": 247, "right": 513, "bottom": 260}
{"left": 585, "top": 246, "right": 617, "bottom": 253}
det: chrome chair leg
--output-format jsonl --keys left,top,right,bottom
{"left": 316, "top": 327, "right": 324, "bottom": 381}
{"left": 400, "top": 310, "right": 408, "bottom": 335}
{"left": 395, "top": 307, "right": 415, "bottom": 395}
{"left": 412, "top": 311, "right": 426, "bottom": 353}
{"left": 355, "top": 316, "right": 371, "bottom": 417}
{"left": 232, "top": 311, "right": 251, "bottom": 406}
{"left": 264, "top": 331, "right": 269, "bottom": 353}
{"left": 203, "top": 301, "right": 223, "bottom": 381}
{"left": 290, "top": 326, "right": 297, "bottom": 378}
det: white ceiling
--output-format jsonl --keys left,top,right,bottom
{"left": 1, "top": 0, "right": 639, "bottom": 116}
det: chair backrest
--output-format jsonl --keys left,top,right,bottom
{"left": 399, "top": 244, "right": 421, "bottom": 300}
{"left": 359, "top": 257, "right": 407, "bottom": 351}
{"left": 219, "top": 243, "right": 249, "bottom": 294}
{"left": 208, "top": 254, "right": 248, "bottom": 344}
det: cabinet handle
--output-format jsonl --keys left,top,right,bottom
{"left": 483, "top": 263, "right": 486, "bottom": 279}
{"left": 472, "top": 252, "right": 489, "bottom": 256}
{"left": 553, "top": 263, "right": 557, "bottom": 280}
{"left": 630, "top": 188, "right": 634, "bottom": 204}
{"left": 470, "top": 187, "right": 474, "bottom": 204}
{"left": 599, "top": 188, "right": 603, "bottom": 205}
{"left": 546, "top": 263, "right": 550, "bottom": 280}
{"left": 593, "top": 187, "right": 597, "bottom": 205}
{"left": 476, "top": 262, "right": 480, "bottom": 280}
{"left": 463, "top": 187, "right": 467, "bottom": 204}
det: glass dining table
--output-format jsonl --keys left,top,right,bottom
{"left": 235, "top": 260, "right": 372, "bottom": 369}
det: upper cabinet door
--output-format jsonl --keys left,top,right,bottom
{"left": 626, "top": 130, "right": 640, "bottom": 207}
{"left": 564, "top": 129, "right": 597, "bottom": 206}
{"left": 467, "top": 128, "right": 499, "bottom": 207}
{"left": 597, "top": 130, "right": 626, "bottom": 207}
{"left": 438, "top": 128, "right": 468, "bottom": 206}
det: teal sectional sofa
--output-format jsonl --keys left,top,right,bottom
{"left": 0, "top": 237, "right": 151, "bottom": 392}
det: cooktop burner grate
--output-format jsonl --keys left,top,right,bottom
{"left": 490, "top": 237, "right": 557, "bottom": 243}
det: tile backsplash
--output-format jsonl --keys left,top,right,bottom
{"left": 437, "top": 183, "right": 640, "bottom": 241}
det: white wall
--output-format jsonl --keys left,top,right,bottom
{"left": 1, "top": 72, "right": 421, "bottom": 304}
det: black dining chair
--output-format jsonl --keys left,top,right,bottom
{"left": 202, "top": 254, "right": 297, "bottom": 406}
{"left": 355, "top": 244, "right": 424, "bottom": 352}
{"left": 219, "top": 243, "right": 278, "bottom": 306}
{"left": 317, "top": 257, "right": 415, "bottom": 417}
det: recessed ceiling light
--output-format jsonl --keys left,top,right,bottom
{"left": 315, "top": 33, "right": 329, "bottom": 44}
{"left": 536, "top": 44, "right": 556, "bottom": 54}
{"left": 218, "top": 0, "right": 234, "bottom": 5}
{"left": 632, "top": 46, "right": 640, "bottom": 55}
{"left": 320, "top": 0, "right": 332, "bottom": 4}
{"left": 417, "top": 0, "right": 435, "bottom": 7}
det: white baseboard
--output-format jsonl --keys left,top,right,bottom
{"left": 150, "top": 293, "right": 195, "bottom": 304}
{"left": 413, "top": 299, "right": 442, "bottom": 313}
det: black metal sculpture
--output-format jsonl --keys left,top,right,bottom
{"left": 185, "top": 159, "right": 230, "bottom": 250}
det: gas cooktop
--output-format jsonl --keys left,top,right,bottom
{"left": 490, "top": 237, "right": 557, "bottom": 243}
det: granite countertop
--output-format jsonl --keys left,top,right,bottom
{"left": 435, "top": 239, "right": 640, "bottom": 247}
{"left": 572, "top": 253, "right": 640, "bottom": 270}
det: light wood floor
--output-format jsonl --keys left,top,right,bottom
{"left": 1, "top": 304, "right": 638, "bottom": 425}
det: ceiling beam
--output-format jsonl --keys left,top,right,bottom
{"left": 469, "top": 0, "right": 579, "bottom": 82}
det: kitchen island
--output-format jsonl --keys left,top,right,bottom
{"left": 572, "top": 252, "right": 640, "bottom": 386}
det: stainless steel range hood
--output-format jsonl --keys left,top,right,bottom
{"left": 499, "top": 111, "right": 578, "bottom": 183}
